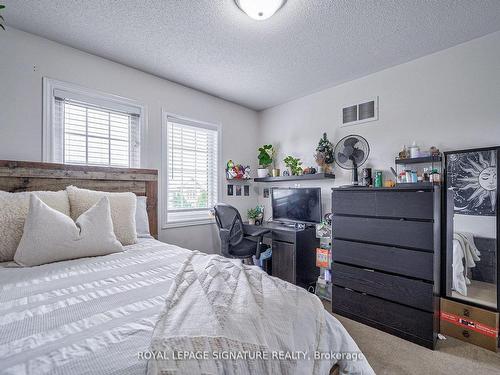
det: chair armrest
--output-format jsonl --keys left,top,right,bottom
{"left": 243, "top": 225, "right": 271, "bottom": 237}
{"left": 243, "top": 225, "right": 270, "bottom": 260}
{"left": 219, "top": 228, "right": 231, "bottom": 257}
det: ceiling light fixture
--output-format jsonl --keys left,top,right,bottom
{"left": 235, "top": 0, "right": 287, "bottom": 21}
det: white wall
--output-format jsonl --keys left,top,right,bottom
{"left": 258, "top": 31, "right": 500, "bottom": 221}
{"left": 2, "top": 28, "right": 500, "bottom": 249}
{"left": 454, "top": 215, "right": 496, "bottom": 239}
{"left": 0, "top": 28, "right": 260, "bottom": 253}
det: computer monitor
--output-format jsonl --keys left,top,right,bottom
{"left": 271, "top": 187, "right": 322, "bottom": 224}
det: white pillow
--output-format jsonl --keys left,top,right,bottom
{"left": 66, "top": 186, "right": 137, "bottom": 245}
{"left": 136, "top": 196, "right": 152, "bottom": 238}
{"left": 0, "top": 190, "right": 70, "bottom": 262}
{"left": 14, "top": 195, "right": 123, "bottom": 267}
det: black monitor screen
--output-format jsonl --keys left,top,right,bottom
{"left": 271, "top": 188, "right": 322, "bottom": 224}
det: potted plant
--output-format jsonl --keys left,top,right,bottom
{"left": 257, "top": 144, "right": 273, "bottom": 178}
{"left": 283, "top": 156, "right": 302, "bottom": 176}
{"left": 315, "top": 133, "right": 335, "bottom": 173}
{"left": 247, "top": 207, "right": 260, "bottom": 225}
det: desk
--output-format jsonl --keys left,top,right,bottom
{"left": 244, "top": 222, "right": 319, "bottom": 289}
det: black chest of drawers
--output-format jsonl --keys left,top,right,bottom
{"left": 331, "top": 187, "right": 440, "bottom": 349}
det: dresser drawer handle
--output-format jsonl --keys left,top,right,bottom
{"left": 363, "top": 268, "right": 375, "bottom": 272}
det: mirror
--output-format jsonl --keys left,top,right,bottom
{"left": 445, "top": 147, "right": 498, "bottom": 309}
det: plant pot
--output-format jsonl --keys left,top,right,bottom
{"left": 271, "top": 168, "right": 280, "bottom": 177}
{"left": 257, "top": 168, "right": 269, "bottom": 178}
{"left": 248, "top": 218, "right": 256, "bottom": 225}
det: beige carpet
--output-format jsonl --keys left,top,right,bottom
{"left": 323, "top": 303, "right": 500, "bottom": 374}
{"left": 452, "top": 281, "right": 497, "bottom": 309}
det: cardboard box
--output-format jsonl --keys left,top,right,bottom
{"left": 440, "top": 298, "right": 499, "bottom": 352}
{"left": 316, "top": 248, "right": 330, "bottom": 268}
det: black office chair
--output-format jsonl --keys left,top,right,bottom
{"left": 213, "top": 203, "right": 270, "bottom": 263}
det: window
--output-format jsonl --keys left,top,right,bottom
{"left": 43, "top": 78, "right": 144, "bottom": 167}
{"left": 163, "top": 113, "right": 220, "bottom": 226}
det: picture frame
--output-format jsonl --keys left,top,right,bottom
{"left": 263, "top": 188, "right": 270, "bottom": 198}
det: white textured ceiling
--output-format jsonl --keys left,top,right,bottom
{"left": 4, "top": 0, "right": 500, "bottom": 110}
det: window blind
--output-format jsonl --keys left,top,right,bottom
{"left": 53, "top": 98, "right": 141, "bottom": 168}
{"left": 166, "top": 117, "right": 219, "bottom": 223}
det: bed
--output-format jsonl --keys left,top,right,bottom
{"left": 0, "top": 161, "right": 373, "bottom": 375}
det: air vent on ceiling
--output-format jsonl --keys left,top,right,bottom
{"left": 341, "top": 97, "right": 378, "bottom": 127}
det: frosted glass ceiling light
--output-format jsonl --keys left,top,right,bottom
{"left": 235, "top": 0, "right": 287, "bottom": 21}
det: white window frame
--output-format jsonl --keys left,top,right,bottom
{"left": 42, "top": 77, "right": 148, "bottom": 166}
{"left": 161, "top": 109, "right": 222, "bottom": 228}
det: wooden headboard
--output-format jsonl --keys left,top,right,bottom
{"left": 0, "top": 160, "right": 158, "bottom": 238}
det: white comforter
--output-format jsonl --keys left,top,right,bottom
{"left": 148, "top": 251, "right": 373, "bottom": 375}
{"left": 0, "top": 239, "right": 373, "bottom": 375}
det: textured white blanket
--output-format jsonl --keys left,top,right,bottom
{"left": 0, "top": 239, "right": 191, "bottom": 375}
{"left": 148, "top": 251, "right": 374, "bottom": 375}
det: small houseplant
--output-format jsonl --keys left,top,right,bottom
{"left": 284, "top": 156, "right": 302, "bottom": 176}
{"left": 315, "top": 133, "right": 335, "bottom": 173}
{"left": 257, "top": 144, "right": 273, "bottom": 178}
{"left": 247, "top": 207, "right": 260, "bottom": 225}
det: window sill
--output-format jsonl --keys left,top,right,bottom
{"left": 162, "top": 218, "right": 216, "bottom": 229}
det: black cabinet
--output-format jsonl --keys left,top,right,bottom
{"left": 257, "top": 222, "right": 319, "bottom": 289}
{"left": 271, "top": 241, "right": 296, "bottom": 284}
{"left": 331, "top": 187, "right": 441, "bottom": 349}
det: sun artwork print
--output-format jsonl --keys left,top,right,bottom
{"left": 447, "top": 150, "right": 497, "bottom": 216}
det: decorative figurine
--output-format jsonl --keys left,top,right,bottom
{"left": 303, "top": 167, "right": 317, "bottom": 174}
{"left": 430, "top": 146, "right": 440, "bottom": 156}
{"left": 243, "top": 166, "right": 251, "bottom": 179}
{"left": 398, "top": 145, "right": 409, "bottom": 159}
{"left": 226, "top": 160, "right": 251, "bottom": 180}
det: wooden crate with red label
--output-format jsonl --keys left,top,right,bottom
{"left": 440, "top": 298, "right": 499, "bottom": 352}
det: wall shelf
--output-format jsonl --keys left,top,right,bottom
{"left": 395, "top": 156, "right": 442, "bottom": 165}
{"left": 254, "top": 173, "right": 335, "bottom": 183}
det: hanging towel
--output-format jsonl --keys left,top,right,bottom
{"left": 454, "top": 232, "right": 481, "bottom": 271}
{"left": 452, "top": 232, "right": 481, "bottom": 296}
